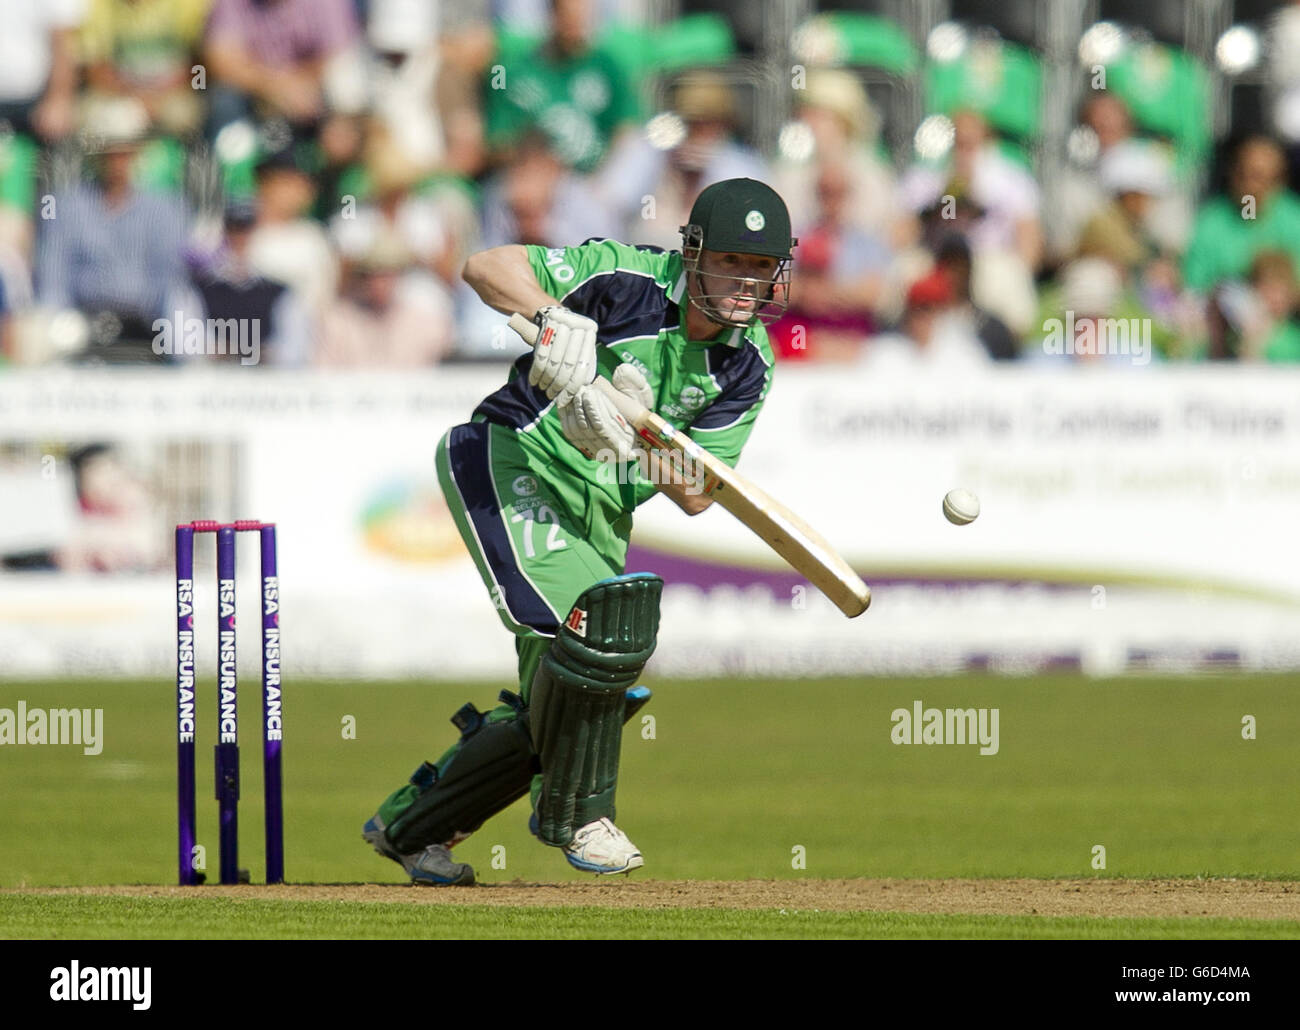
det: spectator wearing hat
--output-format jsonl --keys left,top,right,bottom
{"left": 481, "top": 129, "right": 618, "bottom": 249}
{"left": 172, "top": 198, "right": 311, "bottom": 366}
{"left": 456, "top": 129, "right": 618, "bottom": 358}
{"left": 768, "top": 161, "right": 893, "bottom": 362}
{"left": 900, "top": 110, "right": 1042, "bottom": 272}
{"left": 1078, "top": 143, "right": 1170, "bottom": 271}
{"left": 773, "top": 68, "right": 903, "bottom": 247}
{"left": 1053, "top": 92, "right": 1192, "bottom": 263}
{"left": 331, "top": 132, "right": 475, "bottom": 294}
{"left": 317, "top": 233, "right": 454, "bottom": 368}
{"left": 35, "top": 97, "right": 191, "bottom": 361}
{"left": 863, "top": 270, "right": 990, "bottom": 369}
{"left": 245, "top": 146, "right": 338, "bottom": 325}
{"left": 1037, "top": 258, "right": 1127, "bottom": 365}
{"left": 1033, "top": 256, "right": 1175, "bottom": 364}
{"left": 898, "top": 109, "right": 1041, "bottom": 335}
{"left": 596, "top": 69, "right": 767, "bottom": 251}
{"left": 362, "top": 0, "right": 492, "bottom": 180}
{"left": 1076, "top": 140, "right": 1184, "bottom": 331}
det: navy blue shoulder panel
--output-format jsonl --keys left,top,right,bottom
{"left": 691, "top": 341, "right": 770, "bottom": 431}
{"left": 563, "top": 271, "right": 671, "bottom": 344}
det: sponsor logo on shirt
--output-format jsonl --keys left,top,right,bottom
{"left": 679, "top": 386, "right": 706, "bottom": 411}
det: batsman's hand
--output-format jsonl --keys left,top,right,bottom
{"left": 559, "top": 363, "right": 653, "bottom": 463}
{"left": 530, "top": 305, "right": 598, "bottom": 407}
{"left": 609, "top": 362, "right": 653, "bottom": 413}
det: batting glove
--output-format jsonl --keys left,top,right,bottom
{"left": 559, "top": 363, "right": 653, "bottom": 463}
{"left": 610, "top": 362, "right": 653, "bottom": 412}
{"left": 530, "top": 305, "right": 598, "bottom": 408}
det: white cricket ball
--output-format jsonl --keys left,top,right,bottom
{"left": 942, "top": 488, "right": 980, "bottom": 525}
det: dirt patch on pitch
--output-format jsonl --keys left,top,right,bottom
{"left": 13, "top": 879, "right": 1300, "bottom": 920}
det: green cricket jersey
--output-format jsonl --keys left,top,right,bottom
{"left": 483, "top": 40, "right": 637, "bottom": 172}
{"left": 1183, "top": 191, "right": 1300, "bottom": 293}
{"left": 472, "top": 237, "right": 775, "bottom": 520}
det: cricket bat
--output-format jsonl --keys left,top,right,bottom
{"left": 509, "top": 313, "right": 871, "bottom": 617}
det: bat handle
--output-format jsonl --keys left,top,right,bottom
{"left": 507, "top": 312, "right": 539, "bottom": 346}
{"left": 508, "top": 312, "right": 650, "bottom": 428}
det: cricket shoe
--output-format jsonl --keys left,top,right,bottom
{"left": 362, "top": 815, "right": 475, "bottom": 886}
{"left": 561, "top": 817, "right": 644, "bottom": 875}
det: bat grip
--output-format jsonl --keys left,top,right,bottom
{"left": 507, "top": 312, "right": 539, "bottom": 345}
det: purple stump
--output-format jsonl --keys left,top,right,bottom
{"left": 175, "top": 526, "right": 198, "bottom": 885}
{"left": 260, "top": 524, "right": 284, "bottom": 883}
{"left": 215, "top": 526, "right": 240, "bottom": 885}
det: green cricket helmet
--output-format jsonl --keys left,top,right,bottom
{"left": 680, "top": 178, "right": 797, "bottom": 327}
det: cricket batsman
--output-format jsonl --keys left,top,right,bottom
{"left": 363, "top": 178, "right": 796, "bottom": 884}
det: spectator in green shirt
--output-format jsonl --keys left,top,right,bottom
{"left": 483, "top": 0, "right": 638, "bottom": 174}
{"left": 1183, "top": 136, "right": 1300, "bottom": 293}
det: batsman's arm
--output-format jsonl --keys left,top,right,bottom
{"left": 462, "top": 245, "right": 558, "bottom": 319}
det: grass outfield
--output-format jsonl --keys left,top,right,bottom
{"left": 1, "top": 674, "right": 1297, "bottom": 938}
{"left": 1, "top": 894, "right": 1297, "bottom": 940}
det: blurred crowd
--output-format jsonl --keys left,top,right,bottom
{"left": 1, "top": 0, "right": 1299, "bottom": 369}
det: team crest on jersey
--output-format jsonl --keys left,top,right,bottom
{"left": 745, "top": 210, "right": 766, "bottom": 231}
{"left": 571, "top": 71, "right": 610, "bottom": 112}
{"left": 679, "top": 386, "right": 706, "bottom": 411}
{"left": 512, "top": 475, "right": 539, "bottom": 497}
{"left": 565, "top": 607, "right": 588, "bottom": 636}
